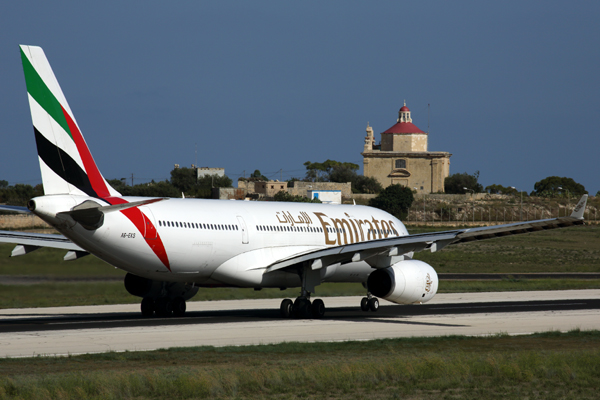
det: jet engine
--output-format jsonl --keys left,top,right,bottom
{"left": 124, "top": 273, "right": 199, "bottom": 301}
{"left": 367, "top": 259, "right": 438, "bottom": 304}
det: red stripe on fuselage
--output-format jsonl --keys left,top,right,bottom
{"left": 120, "top": 206, "right": 171, "bottom": 271}
{"left": 105, "top": 197, "right": 171, "bottom": 271}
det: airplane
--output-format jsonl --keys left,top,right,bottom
{"left": 0, "top": 45, "right": 588, "bottom": 319}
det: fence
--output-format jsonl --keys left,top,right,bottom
{"left": 407, "top": 204, "right": 598, "bottom": 224}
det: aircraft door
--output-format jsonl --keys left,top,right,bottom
{"left": 140, "top": 207, "right": 158, "bottom": 240}
{"left": 236, "top": 215, "right": 249, "bottom": 244}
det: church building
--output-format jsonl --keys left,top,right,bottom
{"left": 362, "top": 103, "right": 451, "bottom": 194}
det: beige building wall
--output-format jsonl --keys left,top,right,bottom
{"left": 288, "top": 182, "right": 352, "bottom": 198}
{"left": 251, "top": 181, "right": 287, "bottom": 197}
{"left": 381, "top": 133, "right": 428, "bottom": 152}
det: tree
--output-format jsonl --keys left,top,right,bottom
{"left": 328, "top": 166, "right": 356, "bottom": 184}
{"left": 444, "top": 171, "right": 484, "bottom": 194}
{"left": 273, "top": 191, "right": 321, "bottom": 203}
{"left": 107, "top": 178, "right": 181, "bottom": 197}
{"left": 352, "top": 175, "right": 383, "bottom": 194}
{"left": 304, "top": 160, "right": 359, "bottom": 182}
{"left": 0, "top": 183, "right": 43, "bottom": 206}
{"left": 249, "top": 170, "right": 268, "bottom": 181}
{"left": 531, "top": 176, "right": 586, "bottom": 197}
{"left": 319, "top": 162, "right": 383, "bottom": 194}
{"left": 368, "top": 184, "right": 414, "bottom": 219}
{"left": 170, "top": 167, "right": 232, "bottom": 198}
{"left": 170, "top": 167, "right": 198, "bottom": 193}
{"left": 485, "top": 184, "right": 517, "bottom": 195}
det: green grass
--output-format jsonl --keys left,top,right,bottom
{"left": 0, "top": 244, "right": 124, "bottom": 277}
{"left": 412, "top": 225, "right": 600, "bottom": 273}
{"left": 2, "top": 279, "right": 599, "bottom": 309}
{"left": 0, "top": 330, "right": 599, "bottom": 399}
{"left": 439, "top": 278, "right": 600, "bottom": 293}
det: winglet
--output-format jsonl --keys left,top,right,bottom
{"left": 570, "top": 194, "right": 588, "bottom": 219}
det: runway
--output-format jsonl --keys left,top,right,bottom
{"left": 1, "top": 290, "right": 599, "bottom": 358}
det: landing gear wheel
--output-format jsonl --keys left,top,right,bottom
{"left": 141, "top": 297, "right": 155, "bottom": 317}
{"left": 360, "top": 297, "right": 369, "bottom": 312}
{"left": 368, "top": 297, "right": 379, "bottom": 312}
{"left": 155, "top": 298, "right": 173, "bottom": 318}
{"left": 293, "top": 297, "right": 312, "bottom": 319}
{"left": 172, "top": 297, "right": 186, "bottom": 317}
{"left": 280, "top": 299, "right": 293, "bottom": 318}
{"left": 311, "top": 299, "right": 325, "bottom": 319}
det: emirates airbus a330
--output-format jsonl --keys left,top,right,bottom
{"left": 0, "top": 45, "right": 588, "bottom": 318}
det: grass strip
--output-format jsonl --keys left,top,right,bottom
{"left": 2, "top": 279, "right": 600, "bottom": 309}
{"left": 1, "top": 226, "right": 599, "bottom": 278}
{"left": 0, "top": 330, "right": 599, "bottom": 399}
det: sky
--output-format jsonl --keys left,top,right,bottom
{"left": 1, "top": 1, "right": 599, "bottom": 194}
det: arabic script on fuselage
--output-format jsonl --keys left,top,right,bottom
{"left": 275, "top": 211, "right": 399, "bottom": 246}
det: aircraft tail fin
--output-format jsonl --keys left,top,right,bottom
{"left": 20, "top": 45, "right": 120, "bottom": 198}
{"left": 570, "top": 194, "right": 588, "bottom": 219}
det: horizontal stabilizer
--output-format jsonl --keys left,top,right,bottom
{"left": 58, "top": 198, "right": 168, "bottom": 230}
{"left": 0, "top": 205, "right": 30, "bottom": 214}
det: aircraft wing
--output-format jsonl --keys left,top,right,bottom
{"left": 0, "top": 230, "right": 84, "bottom": 258}
{"left": 265, "top": 194, "right": 588, "bottom": 272}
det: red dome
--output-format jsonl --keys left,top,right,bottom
{"left": 399, "top": 105, "right": 410, "bottom": 112}
{"left": 383, "top": 122, "right": 425, "bottom": 134}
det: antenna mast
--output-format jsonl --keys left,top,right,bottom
{"left": 427, "top": 103, "right": 430, "bottom": 134}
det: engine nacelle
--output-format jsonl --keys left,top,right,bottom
{"left": 124, "top": 273, "right": 199, "bottom": 301}
{"left": 367, "top": 259, "right": 438, "bottom": 304}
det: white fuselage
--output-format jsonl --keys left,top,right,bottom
{"left": 34, "top": 196, "right": 409, "bottom": 289}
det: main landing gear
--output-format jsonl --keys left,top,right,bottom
{"left": 280, "top": 297, "right": 325, "bottom": 319}
{"left": 141, "top": 296, "right": 187, "bottom": 318}
{"left": 280, "top": 262, "right": 326, "bottom": 319}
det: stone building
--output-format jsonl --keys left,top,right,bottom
{"left": 362, "top": 103, "right": 451, "bottom": 194}
{"left": 254, "top": 181, "right": 288, "bottom": 197}
{"left": 237, "top": 180, "right": 288, "bottom": 197}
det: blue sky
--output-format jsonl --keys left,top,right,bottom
{"left": 1, "top": 1, "right": 599, "bottom": 194}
